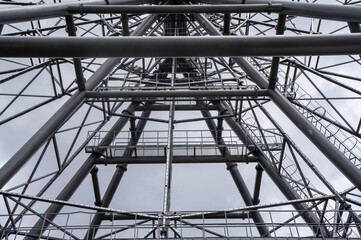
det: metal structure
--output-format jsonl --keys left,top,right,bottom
{"left": 0, "top": 0, "right": 361, "bottom": 239}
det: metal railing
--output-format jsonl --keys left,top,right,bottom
{"left": 86, "top": 130, "right": 282, "bottom": 158}
{"left": 1, "top": 209, "right": 360, "bottom": 239}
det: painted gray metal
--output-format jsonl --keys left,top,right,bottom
{"left": 193, "top": 11, "right": 361, "bottom": 193}
{"left": 67, "top": 4, "right": 283, "bottom": 14}
{"left": 2, "top": 34, "right": 361, "bottom": 57}
{"left": 194, "top": 0, "right": 361, "bottom": 22}
{"left": 0, "top": 0, "right": 158, "bottom": 24}
{"left": 94, "top": 156, "right": 259, "bottom": 164}
{"left": 2, "top": 1, "right": 361, "bottom": 23}
{"left": 86, "top": 89, "right": 269, "bottom": 98}
{"left": 0, "top": 12, "right": 159, "bottom": 190}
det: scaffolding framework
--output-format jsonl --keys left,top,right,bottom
{"left": 0, "top": 0, "right": 361, "bottom": 239}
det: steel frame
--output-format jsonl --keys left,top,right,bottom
{"left": 0, "top": 0, "right": 361, "bottom": 239}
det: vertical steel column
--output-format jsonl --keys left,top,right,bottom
{"left": 65, "top": 15, "right": 86, "bottom": 91}
{"left": 201, "top": 109, "right": 269, "bottom": 237}
{"left": 268, "top": 14, "right": 286, "bottom": 89}
{"left": 86, "top": 109, "right": 152, "bottom": 239}
{"left": 122, "top": 14, "right": 130, "bottom": 36}
{"left": 160, "top": 58, "right": 176, "bottom": 238}
{"left": 193, "top": 11, "right": 361, "bottom": 192}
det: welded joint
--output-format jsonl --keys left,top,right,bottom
{"left": 116, "top": 164, "right": 127, "bottom": 172}
{"left": 226, "top": 163, "right": 238, "bottom": 170}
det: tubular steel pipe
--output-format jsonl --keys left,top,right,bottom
{"left": 86, "top": 89, "right": 269, "bottom": 98}
{"left": 193, "top": 0, "right": 361, "bottom": 22}
{"left": 0, "top": 13, "right": 159, "bottom": 190}
{"left": 94, "top": 155, "right": 259, "bottom": 164}
{"left": 252, "top": 164, "right": 264, "bottom": 205}
{"left": 201, "top": 110, "right": 269, "bottom": 237}
{"left": 0, "top": 0, "right": 158, "bottom": 24}
{"left": 25, "top": 103, "right": 139, "bottom": 240}
{"left": 102, "top": 212, "right": 251, "bottom": 220}
{"left": 193, "top": 11, "right": 361, "bottom": 192}
{"left": 21, "top": 14, "right": 159, "bottom": 240}
{"left": 86, "top": 110, "right": 151, "bottom": 239}
{"left": 192, "top": 12, "right": 325, "bottom": 234}
{"left": 215, "top": 102, "right": 325, "bottom": 235}
{"left": 67, "top": 4, "right": 283, "bottom": 14}
{"left": 2, "top": 34, "right": 361, "bottom": 58}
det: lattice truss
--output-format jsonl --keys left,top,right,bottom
{"left": 0, "top": 0, "right": 361, "bottom": 239}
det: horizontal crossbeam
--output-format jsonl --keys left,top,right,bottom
{"left": 85, "top": 89, "right": 268, "bottom": 98}
{"left": 2, "top": 34, "right": 361, "bottom": 57}
{"left": 94, "top": 156, "right": 259, "bottom": 164}
{"left": 67, "top": 4, "right": 283, "bottom": 14}
{"left": 2, "top": 2, "right": 361, "bottom": 24}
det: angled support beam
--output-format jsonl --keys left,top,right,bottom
{"left": 21, "top": 14, "right": 159, "bottom": 240}
{"left": 192, "top": 12, "right": 327, "bottom": 235}
{"left": 201, "top": 109, "right": 269, "bottom": 237}
{"left": 0, "top": 12, "right": 159, "bottom": 190}
{"left": 86, "top": 109, "right": 151, "bottom": 239}
{"left": 214, "top": 101, "right": 326, "bottom": 235}
{"left": 25, "top": 103, "right": 140, "bottom": 240}
{"left": 193, "top": 11, "right": 361, "bottom": 192}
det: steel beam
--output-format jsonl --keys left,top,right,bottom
{"left": 102, "top": 212, "right": 250, "bottom": 220}
{"left": 94, "top": 155, "right": 259, "bottom": 164}
{"left": 193, "top": 0, "right": 361, "bottom": 22}
{"left": 86, "top": 110, "right": 151, "bottom": 239}
{"left": 214, "top": 101, "right": 325, "bottom": 235}
{"left": 134, "top": 104, "right": 219, "bottom": 111}
{"left": 192, "top": 13, "right": 326, "bottom": 234}
{"left": 193, "top": 11, "right": 361, "bottom": 192}
{"left": 2, "top": 34, "right": 361, "bottom": 57}
{"left": 65, "top": 15, "right": 86, "bottom": 91}
{"left": 0, "top": 0, "right": 158, "bottom": 24}
{"left": 201, "top": 110, "right": 269, "bottom": 236}
{"left": 67, "top": 4, "right": 283, "bottom": 14}
{"left": 268, "top": 14, "right": 286, "bottom": 89}
{"left": 2, "top": 1, "right": 361, "bottom": 23}
{"left": 25, "top": 104, "right": 139, "bottom": 240}
{"left": 86, "top": 89, "right": 269, "bottom": 98}
{"left": 0, "top": 13, "right": 159, "bottom": 190}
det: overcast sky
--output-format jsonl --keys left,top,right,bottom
{"left": 0, "top": 0, "right": 361, "bottom": 239}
